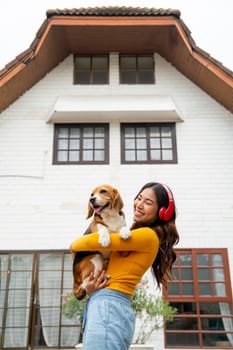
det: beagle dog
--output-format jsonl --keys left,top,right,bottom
{"left": 73, "top": 184, "right": 130, "bottom": 300}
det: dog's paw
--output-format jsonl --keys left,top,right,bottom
{"left": 97, "top": 224, "right": 111, "bottom": 247}
{"left": 98, "top": 233, "right": 111, "bottom": 247}
{"left": 120, "top": 226, "right": 131, "bottom": 240}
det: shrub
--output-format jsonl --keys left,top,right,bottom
{"left": 131, "top": 277, "right": 176, "bottom": 344}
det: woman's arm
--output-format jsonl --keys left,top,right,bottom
{"left": 70, "top": 227, "right": 159, "bottom": 253}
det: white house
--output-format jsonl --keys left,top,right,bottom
{"left": 0, "top": 6, "right": 233, "bottom": 349}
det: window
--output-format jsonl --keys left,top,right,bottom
{"left": 164, "top": 249, "right": 233, "bottom": 348}
{"left": 0, "top": 251, "right": 79, "bottom": 349}
{"left": 53, "top": 124, "right": 109, "bottom": 164}
{"left": 121, "top": 123, "right": 177, "bottom": 164}
{"left": 74, "top": 55, "right": 109, "bottom": 84}
{"left": 119, "top": 55, "right": 154, "bottom": 84}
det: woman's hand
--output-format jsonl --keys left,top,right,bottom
{"left": 85, "top": 270, "right": 110, "bottom": 296}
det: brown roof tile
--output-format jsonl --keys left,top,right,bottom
{"left": 46, "top": 6, "right": 181, "bottom": 18}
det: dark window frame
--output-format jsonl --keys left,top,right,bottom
{"left": 119, "top": 54, "right": 155, "bottom": 84}
{"left": 0, "top": 250, "right": 79, "bottom": 349}
{"left": 120, "top": 122, "right": 177, "bottom": 164}
{"left": 53, "top": 123, "right": 109, "bottom": 165}
{"left": 164, "top": 248, "right": 233, "bottom": 348}
{"left": 73, "top": 54, "right": 109, "bottom": 85}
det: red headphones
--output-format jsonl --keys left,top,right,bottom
{"left": 158, "top": 184, "right": 175, "bottom": 221}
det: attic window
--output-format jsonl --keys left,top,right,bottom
{"left": 73, "top": 55, "right": 109, "bottom": 85}
{"left": 119, "top": 55, "right": 155, "bottom": 84}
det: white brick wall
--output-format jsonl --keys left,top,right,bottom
{"left": 0, "top": 52, "right": 233, "bottom": 289}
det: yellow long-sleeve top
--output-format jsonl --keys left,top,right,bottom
{"left": 71, "top": 227, "right": 159, "bottom": 297}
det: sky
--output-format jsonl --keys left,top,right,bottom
{"left": 0, "top": 0, "right": 232, "bottom": 71}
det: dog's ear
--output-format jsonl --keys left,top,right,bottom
{"left": 86, "top": 201, "right": 94, "bottom": 219}
{"left": 112, "top": 188, "right": 124, "bottom": 212}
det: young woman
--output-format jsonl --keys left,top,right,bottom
{"left": 70, "top": 182, "right": 180, "bottom": 350}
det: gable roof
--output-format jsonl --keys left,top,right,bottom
{"left": 0, "top": 6, "right": 233, "bottom": 113}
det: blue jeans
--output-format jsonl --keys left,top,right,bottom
{"left": 82, "top": 289, "right": 135, "bottom": 350}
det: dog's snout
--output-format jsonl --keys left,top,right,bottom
{"left": 90, "top": 196, "right": 96, "bottom": 204}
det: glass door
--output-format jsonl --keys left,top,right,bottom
{"left": 0, "top": 252, "right": 81, "bottom": 349}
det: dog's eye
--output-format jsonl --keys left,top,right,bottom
{"left": 100, "top": 189, "right": 107, "bottom": 194}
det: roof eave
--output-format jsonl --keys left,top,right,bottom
{"left": 0, "top": 11, "right": 233, "bottom": 113}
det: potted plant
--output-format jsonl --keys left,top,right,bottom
{"left": 131, "top": 277, "right": 176, "bottom": 347}
{"left": 62, "top": 277, "right": 176, "bottom": 349}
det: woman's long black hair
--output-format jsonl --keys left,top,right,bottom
{"left": 131, "top": 182, "right": 180, "bottom": 288}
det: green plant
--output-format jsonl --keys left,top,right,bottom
{"left": 61, "top": 292, "right": 86, "bottom": 323}
{"left": 131, "top": 277, "right": 177, "bottom": 344}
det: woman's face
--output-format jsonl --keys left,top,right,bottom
{"left": 133, "top": 187, "right": 158, "bottom": 225}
